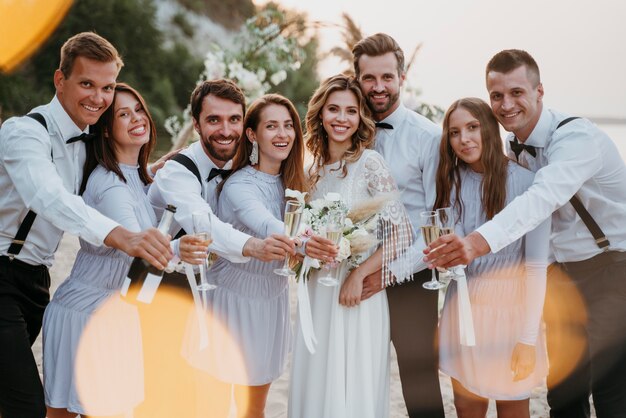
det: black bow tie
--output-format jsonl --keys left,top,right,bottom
{"left": 207, "top": 168, "right": 232, "bottom": 182}
{"left": 375, "top": 121, "right": 393, "bottom": 130}
{"left": 509, "top": 137, "right": 536, "bottom": 160}
{"left": 66, "top": 132, "right": 96, "bottom": 144}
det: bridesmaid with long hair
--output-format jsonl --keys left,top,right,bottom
{"left": 186, "top": 93, "right": 322, "bottom": 418}
{"left": 43, "top": 83, "right": 205, "bottom": 418}
{"left": 435, "top": 97, "right": 549, "bottom": 418}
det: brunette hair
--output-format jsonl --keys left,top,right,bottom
{"left": 80, "top": 83, "right": 156, "bottom": 193}
{"left": 352, "top": 33, "right": 405, "bottom": 79}
{"left": 190, "top": 79, "right": 246, "bottom": 123}
{"left": 305, "top": 74, "right": 375, "bottom": 191}
{"left": 434, "top": 97, "right": 508, "bottom": 220}
{"left": 486, "top": 49, "right": 541, "bottom": 87}
{"left": 59, "top": 32, "right": 123, "bottom": 78}
{"left": 222, "top": 94, "right": 307, "bottom": 193}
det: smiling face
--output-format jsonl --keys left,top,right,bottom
{"left": 321, "top": 89, "right": 360, "bottom": 154}
{"left": 109, "top": 91, "right": 150, "bottom": 162}
{"left": 247, "top": 103, "right": 295, "bottom": 174}
{"left": 193, "top": 94, "right": 244, "bottom": 167}
{"left": 357, "top": 52, "right": 404, "bottom": 121}
{"left": 448, "top": 107, "right": 484, "bottom": 173}
{"left": 54, "top": 56, "right": 119, "bottom": 130}
{"left": 487, "top": 65, "right": 543, "bottom": 141}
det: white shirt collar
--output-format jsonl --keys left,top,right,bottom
{"left": 524, "top": 107, "right": 551, "bottom": 148}
{"left": 379, "top": 102, "right": 409, "bottom": 129}
{"left": 50, "top": 95, "right": 89, "bottom": 141}
{"left": 189, "top": 140, "right": 233, "bottom": 181}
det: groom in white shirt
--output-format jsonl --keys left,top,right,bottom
{"left": 352, "top": 33, "right": 445, "bottom": 418}
{"left": 425, "top": 49, "right": 626, "bottom": 418}
{"left": 0, "top": 32, "right": 172, "bottom": 418}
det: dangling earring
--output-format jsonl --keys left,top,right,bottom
{"left": 249, "top": 140, "right": 259, "bottom": 165}
{"left": 454, "top": 155, "right": 459, "bottom": 166}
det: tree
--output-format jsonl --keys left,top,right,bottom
{"left": 0, "top": 0, "right": 203, "bottom": 151}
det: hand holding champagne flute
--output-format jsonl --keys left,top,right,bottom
{"left": 275, "top": 200, "right": 303, "bottom": 276}
{"left": 318, "top": 209, "right": 345, "bottom": 287}
{"left": 420, "top": 211, "right": 445, "bottom": 290}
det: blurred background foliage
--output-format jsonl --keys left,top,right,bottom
{"left": 0, "top": 0, "right": 440, "bottom": 155}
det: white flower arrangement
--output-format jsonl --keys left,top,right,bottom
{"left": 165, "top": 9, "right": 305, "bottom": 141}
{"left": 293, "top": 193, "right": 383, "bottom": 281}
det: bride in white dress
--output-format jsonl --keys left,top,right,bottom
{"left": 288, "top": 74, "right": 414, "bottom": 418}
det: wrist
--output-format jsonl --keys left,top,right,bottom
{"left": 104, "top": 226, "right": 125, "bottom": 250}
{"left": 241, "top": 237, "right": 257, "bottom": 258}
{"left": 351, "top": 266, "right": 367, "bottom": 282}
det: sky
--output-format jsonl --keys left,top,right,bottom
{"left": 260, "top": 0, "right": 626, "bottom": 120}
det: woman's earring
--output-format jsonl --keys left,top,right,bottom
{"left": 249, "top": 140, "right": 259, "bottom": 165}
{"left": 454, "top": 155, "right": 459, "bottom": 166}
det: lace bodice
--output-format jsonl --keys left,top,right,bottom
{"left": 310, "top": 150, "right": 413, "bottom": 284}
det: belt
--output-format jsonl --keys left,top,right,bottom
{"left": 0, "top": 255, "right": 47, "bottom": 272}
{"left": 560, "top": 251, "right": 626, "bottom": 273}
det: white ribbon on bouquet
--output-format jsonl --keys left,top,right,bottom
{"left": 184, "top": 263, "right": 209, "bottom": 350}
{"left": 453, "top": 266, "right": 475, "bottom": 346}
{"left": 296, "top": 256, "right": 318, "bottom": 354}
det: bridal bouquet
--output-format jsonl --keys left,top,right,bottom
{"left": 286, "top": 190, "right": 389, "bottom": 281}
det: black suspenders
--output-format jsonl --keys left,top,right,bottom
{"left": 556, "top": 117, "right": 610, "bottom": 249}
{"left": 7, "top": 113, "right": 50, "bottom": 259}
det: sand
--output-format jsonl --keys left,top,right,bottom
{"left": 34, "top": 234, "right": 566, "bottom": 417}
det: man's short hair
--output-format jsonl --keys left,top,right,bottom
{"left": 486, "top": 49, "right": 541, "bottom": 86}
{"left": 352, "top": 33, "right": 405, "bottom": 79}
{"left": 190, "top": 79, "right": 246, "bottom": 121}
{"left": 59, "top": 32, "right": 123, "bottom": 78}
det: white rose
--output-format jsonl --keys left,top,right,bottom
{"left": 324, "top": 192, "right": 341, "bottom": 202}
{"left": 343, "top": 217, "right": 353, "bottom": 228}
{"left": 309, "top": 199, "right": 326, "bottom": 211}
{"left": 336, "top": 237, "right": 351, "bottom": 262}
{"left": 348, "top": 227, "right": 369, "bottom": 238}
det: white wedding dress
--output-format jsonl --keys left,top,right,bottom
{"left": 288, "top": 150, "right": 413, "bottom": 418}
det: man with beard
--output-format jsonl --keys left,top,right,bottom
{"left": 149, "top": 79, "right": 294, "bottom": 266}
{"left": 144, "top": 79, "right": 295, "bottom": 415}
{"left": 352, "top": 33, "right": 445, "bottom": 418}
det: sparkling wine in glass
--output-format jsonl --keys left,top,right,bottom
{"left": 274, "top": 200, "right": 304, "bottom": 276}
{"left": 420, "top": 211, "right": 445, "bottom": 290}
{"left": 318, "top": 209, "right": 345, "bottom": 287}
{"left": 192, "top": 210, "right": 216, "bottom": 291}
{"left": 436, "top": 207, "right": 463, "bottom": 282}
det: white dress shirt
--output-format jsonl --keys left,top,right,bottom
{"left": 478, "top": 107, "right": 626, "bottom": 262}
{"left": 374, "top": 103, "right": 442, "bottom": 230}
{"left": 375, "top": 103, "right": 442, "bottom": 280}
{"left": 148, "top": 141, "right": 249, "bottom": 262}
{"left": 0, "top": 96, "right": 119, "bottom": 266}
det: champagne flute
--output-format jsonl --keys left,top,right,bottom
{"left": 318, "top": 209, "right": 345, "bottom": 287}
{"left": 274, "top": 200, "right": 303, "bottom": 276}
{"left": 437, "top": 207, "right": 466, "bottom": 281}
{"left": 435, "top": 207, "right": 455, "bottom": 283}
{"left": 420, "top": 211, "right": 445, "bottom": 290}
{"left": 192, "top": 210, "right": 216, "bottom": 291}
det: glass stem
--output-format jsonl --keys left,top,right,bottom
{"left": 281, "top": 254, "right": 290, "bottom": 271}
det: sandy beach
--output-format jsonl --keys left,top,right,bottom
{"left": 35, "top": 234, "right": 567, "bottom": 417}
